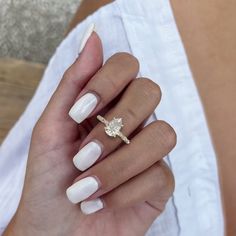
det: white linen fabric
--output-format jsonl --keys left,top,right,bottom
{"left": 0, "top": 0, "right": 224, "bottom": 235}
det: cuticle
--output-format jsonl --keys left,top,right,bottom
{"left": 91, "top": 175, "right": 102, "bottom": 189}
{"left": 92, "top": 139, "right": 104, "bottom": 154}
{"left": 100, "top": 197, "right": 106, "bottom": 209}
{"left": 87, "top": 90, "right": 101, "bottom": 103}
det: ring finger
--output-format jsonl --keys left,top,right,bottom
{"left": 66, "top": 120, "right": 176, "bottom": 204}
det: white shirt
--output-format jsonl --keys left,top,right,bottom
{"left": 0, "top": 0, "right": 224, "bottom": 235}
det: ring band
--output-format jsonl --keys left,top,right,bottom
{"left": 97, "top": 115, "right": 130, "bottom": 144}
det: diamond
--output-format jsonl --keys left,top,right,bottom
{"left": 105, "top": 117, "right": 123, "bottom": 137}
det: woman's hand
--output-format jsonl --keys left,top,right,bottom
{"left": 4, "top": 32, "right": 176, "bottom": 236}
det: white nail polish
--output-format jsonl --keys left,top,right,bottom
{"left": 73, "top": 142, "right": 102, "bottom": 171}
{"left": 81, "top": 198, "right": 104, "bottom": 215}
{"left": 69, "top": 93, "right": 98, "bottom": 123}
{"left": 66, "top": 177, "right": 99, "bottom": 204}
{"left": 79, "top": 23, "right": 95, "bottom": 54}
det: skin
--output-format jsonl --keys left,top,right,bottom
{"left": 4, "top": 0, "right": 236, "bottom": 234}
{"left": 169, "top": 1, "right": 236, "bottom": 234}
{"left": 70, "top": 0, "right": 236, "bottom": 234}
{"left": 4, "top": 33, "right": 176, "bottom": 236}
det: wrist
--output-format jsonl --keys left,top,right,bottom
{"left": 3, "top": 216, "right": 21, "bottom": 236}
{"left": 3, "top": 212, "right": 42, "bottom": 236}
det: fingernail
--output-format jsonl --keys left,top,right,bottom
{"left": 81, "top": 198, "right": 104, "bottom": 215}
{"left": 79, "top": 23, "right": 95, "bottom": 54}
{"left": 66, "top": 177, "right": 99, "bottom": 204}
{"left": 73, "top": 141, "right": 102, "bottom": 171}
{"left": 69, "top": 93, "right": 98, "bottom": 123}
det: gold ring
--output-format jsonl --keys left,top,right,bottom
{"left": 97, "top": 115, "right": 130, "bottom": 144}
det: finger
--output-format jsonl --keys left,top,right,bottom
{"left": 42, "top": 31, "right": 103, "bottom": 122}
{"left": 66, "top": 121, "right": 176, "bottom": 204}
{"left": 73, "top": 78, "right": 161, "bottom": 171}
{"left": 68, "top": 52, "right": 139, "bottom": 124}
{"left": 80, "top": 161, "right": 174, "bottom": 216}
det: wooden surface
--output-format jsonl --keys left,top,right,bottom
{"left": 0, "top": 58, "right": 45, "bottom": 143}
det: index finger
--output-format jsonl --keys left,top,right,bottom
{"left": 43, "top": 31, "right": 103, "bottom": 122}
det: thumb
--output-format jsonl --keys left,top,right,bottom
{"left": 44, "top": 27, "right": 104, "bottom": 121}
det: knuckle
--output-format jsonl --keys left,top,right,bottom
{"left": 62, "top": 69, "right": 70, "bottom": 81}
{"left": 61, "top": 66, "right": 79, "bottom": 87}
{"left": 135, "top": 78, "right": 162, "bottom": 102}
{"left": 112, "top": 52, "right": 139, "bottom": 73}
{"left": 62, "top": 66, "right": 73, "bottom": 82}
{"left": 90, "top": 73, "right": 118, "bottom": 102}
{"left": 159, "top": 120, "right": 177, "bottom": 150}
{"left": 101, "top": 73, "right": 118, "bottom": 92}
{"left": 126, "top": 106, "right": 138, "bottom": 121}
{"left": 154, "top": 162, "right": 175, "bottom": 196}
{"left": 152, "top": 120, "right": 177, "bottom": 150}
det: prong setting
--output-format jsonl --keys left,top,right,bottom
{"left": 97, "top": 115, "right": 130, "bottom": 144}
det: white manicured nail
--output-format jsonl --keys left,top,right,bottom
{"left": 66, "top": 177, "right": 99, "bottom": 204}
{"left": 79, "top": 23, "right": 95, "bottom": 54}
{"left": 81, "top": 198, "right": 104, "bottom": 215}
{"left": 73, "top": 142, "right": 102, "bottom": 171}
{"left": 69, "top": 93, "right": 98, "bottom": 123}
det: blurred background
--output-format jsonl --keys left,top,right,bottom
{"left": 0, "top": 0, "right": 81, "bottom": 63}
{"left": 0, "top": 0, "right": 83, "bottom": 142}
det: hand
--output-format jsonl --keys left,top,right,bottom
{"left": 4, "top": 32, "right": 176, "bottom": 236}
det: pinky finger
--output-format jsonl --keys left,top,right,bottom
{"left": 80, "top": 161, "right": 174, "bottom": 217}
